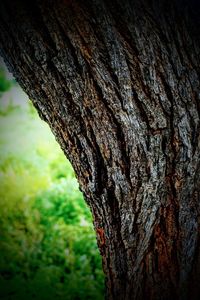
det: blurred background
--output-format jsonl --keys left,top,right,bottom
{"left": 0, "top": 58, "right": 104, "bottom": 300}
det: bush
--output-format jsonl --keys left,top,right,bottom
{"left": 0, "top": 82, "right": 104, "bottom": 300}
{"left": 0, "top": 67, "right": 15, "bottom": 93}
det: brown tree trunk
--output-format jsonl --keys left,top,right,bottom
{"left": 0, "top": 1, "right": 200, "bottom": 299}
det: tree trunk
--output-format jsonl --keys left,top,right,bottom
{"left": 0, "top": 1, "right": 200, "bottom": 299}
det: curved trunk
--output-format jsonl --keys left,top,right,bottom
{"left": 0, "top": 1, "right": 200, "bottom": 299}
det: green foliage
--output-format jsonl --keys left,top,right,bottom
{"left": 0, "top": 82, "right": 104, "bottom": 299}
{"left": 0, "top": 67, "right": 15, "bottom": 93}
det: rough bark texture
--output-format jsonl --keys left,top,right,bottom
{"left": 0, "top": 1, "right": 200, "bottom": 299}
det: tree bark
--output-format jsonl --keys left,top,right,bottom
{"left": 0, "top": 1, "right": 200, "bottom": 299}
